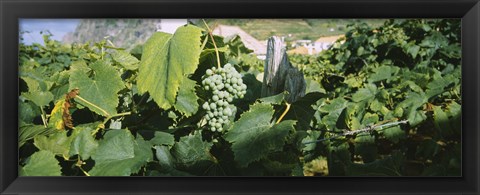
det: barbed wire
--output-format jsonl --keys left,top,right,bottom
{"left": 302, "top": 119, "right": 409, "bottom": 144}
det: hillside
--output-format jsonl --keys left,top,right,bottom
{"left": 63, "top": 19, "right": 386, "bottom": 50}
{"left": 63, "top": 19, "right": 161, "bottom": 50}
{"left": 205, "top": 19, "right": 386, "bottom": 41}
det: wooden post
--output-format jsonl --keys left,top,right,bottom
{"left": 261, "top": 36, "right": 306, "bottom": 103}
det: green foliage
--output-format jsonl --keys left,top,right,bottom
{"left": 290, "top": 19, "right": 461, "bottom": 176}
{"left": 18, "top": 19, "right": 460, "bottom": 176}
{"left": 20, "top": 150, "right": 62, "bottom": 176}
{"left": 111, "top": 50, "right": 140, "bottom": 70}
{"left": 69, "top": 126, "right": 98, "bottom": 159}
{"left": 89, "top": 130, "right": 152, "bottom": 176}
{"left": 19, "top": 125, "right": 56, "bottom": 148}
{"left": 137, "top": 25, "right": 202, "bottom": 110}
{"left": 34, "top": 131, "right": 72, "bottom": 158}
{"left": 224, "top": 103, "right": 295, "bottom": 167}
{"left": 174, "top": 78, "right": 199, "bottom": 117}
{"left": 22, "top": 91, "right": 54, "bottom": 107}
{"left": 171, "top": 131, "right": 215, "bottom": 170}
{"left": 69, "top": 60, "right": 124, "bottom": 116}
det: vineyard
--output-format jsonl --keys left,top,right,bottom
{"left": 18, "top": 19, "right": 461, "bottom": 176}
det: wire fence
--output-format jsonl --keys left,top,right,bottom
{"left": 302, "top": 119, "right": 409, "bottom": 144}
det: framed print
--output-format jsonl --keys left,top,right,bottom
{"left": 1, "top": 0, "right": 479, "bottom": 194}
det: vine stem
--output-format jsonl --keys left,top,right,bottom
{"left": 39, "top": 107, "right": 48, "bottom": 128}
{"left": 91, "top": 111, "right": 132, "bottom": 135}
{"left": 79, "top": 167, "right": 91, "bottom": 176}
{"left": 303, "top": 119, "right": 409, "bottom": 144}
{"left": 107, "top": 39, "right": 116, "bottom": 47}
{"left": 76, "top": 156, "right": 90, "bottom": 176}
{"left": 75, "top": 95, "right": 110, "bottom": 117}
{"left": 276, "top": 103, "right": 291, "bottom": 124}
{"left": 202, "top": 19, "right": 221, "bottom": 68}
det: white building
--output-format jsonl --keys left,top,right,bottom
{"left": 212, "top": 25, "right": 267, "bottom": 59}
{"left": 312, "top": 35, "right": 345, "bottom": 53}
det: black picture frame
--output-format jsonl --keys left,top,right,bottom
{"left": 1, "top": 0, "right": 479, "bottom": 194}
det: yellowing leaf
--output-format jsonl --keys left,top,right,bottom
{"left": 49, "top": 99, "right": 66, "bottom": 130}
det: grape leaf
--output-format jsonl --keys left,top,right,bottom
{"left": 20, "top": 74, "right": 52, "bottom": 92}
{"left": 405, "top": 43, "right": 420, "bottom": 58}
{"left": 285, "top": 92, "right": 324, "bottom": 131}
{"left": 69, "top": 60, "right": 124, "bottom": 117}
{"left": 355, "top": 132, "right": 375, "bottom": 144}
{"left": 69, "top": 126, "right": 98, "bottom": 159}
{"left": 368, "top": 66, "right": 393, "bottom": 83}
{"left": 112, "top": 50, "right": 140, "bottom": 70}
{"left": 381, "top": 126, "right": 405, "bottom": 143}
{"left": 426, "top": 75, "right": 453, "bottom": 99}
{"left": 69, "top": 60, "right": 90, "bottom": 73}
{"left": 21, "top": 76, "right": 44, "bottom": 91}
{"left": 320, "top": 98, "right": 348, "bottom": 130}
{"left": 352, "top": 83, "right": 377, "bottom": 103}
{"left": 408, "top": 110, "right": 427, "bottom": 127}
{"left": 22, "top": 91, "right": 54, "bottom": 107}
{"left": 89, "top": 130, "right": 152, "bottom": 176}
{"left": 48, "top": 99, "right": 66, "bottom": 130}
{"left": 302, "top": 130, "right": 321, "bottom": 152}
{"left": 433, "top": 105, "right": 453, "bottom": 138}
{"left": 19, "top": 125, "right": 56, "bottom": 148}
{"left": 150, "top": 131, "right": 175, "bottom": 148}
{"left": 34, "top": 131, "right": 73, "bottom": 159}
{"left": 362, "top": 112, "right": 379, "bottom": 125}
{"left": 19, "top": 101, "right": 39, "bottom": 124}
{"left": 259, "top": 92, "right": 288, "bottom": 105}
{"left": 319, "top": 98, "right": 348, "bottom": 113}
{"left": 92, "top": 129, "right": 135, "bottom": 163}
{"left": 174, "top": 78, "right": 199, "bottom": 117}
{"left": 171, "top": 131, "right": 215, "bottom": 169}
{"left": 137, "top": 25, "right": 202, "bottom": 110}
{"left": 224, "top": 103, "right": 295, "bottom": 167}
{"left": 305, "top": 78, "right": 326, "bottom": 94}
{"left": 20, "top": 150, "right": 61, "bottom": 176}
{"left": 399, "top": 92, "right": 428, "bottom": 127}
{"left": 446, "top": 102, "right": 461, "bottom": 131}
{"left": 155, "top": 145, "right": 175, "bottom": 168}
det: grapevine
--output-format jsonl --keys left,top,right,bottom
{"left": 17, "top": 19, "right": 461, "bottom": 176}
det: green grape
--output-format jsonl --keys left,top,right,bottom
{"left": 201, "top": 63, "right": 247, "bottom": 132}
{"left": 212, "top": 95, "right": 219, "bottom": 102}
{"left": 206, "top": 69, "right": 213, "bottom": 75}
{"left": 210, "top": 103, "right": 217, "bottom": 109}
{"left": 223, "top": 107, "right": 232, "bottom": 116}
{"left": 202, "top": 102, "right": 210, "bottom": 110}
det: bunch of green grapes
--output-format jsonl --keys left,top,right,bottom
{"left": 201, "top": 63, "right": 247, "bottom": 132}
